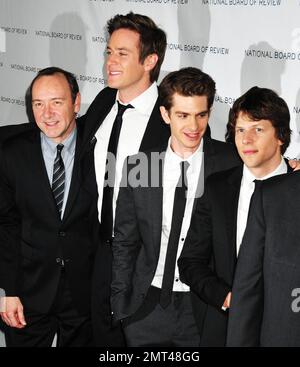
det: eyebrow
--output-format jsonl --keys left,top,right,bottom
{"left": 107, "top": 46, "right": 131, "bottom": 52}
{"left": 175, "top": 110, "right": 209, "bottom": 115}
{"left": 32, "top": 97, "right": 65, "bottom": 102}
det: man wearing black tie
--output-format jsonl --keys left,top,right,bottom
{"left": 82, "top": 12, "right": 170, "bottom": 346}
{"left": 0, "top": 67, "right": 99, "bottom": 346}
{"left": 178, "top": 87, "right": 292, "bottom": 346}
{"left": 110, "top": 67, "right": 241, "bottom": 346}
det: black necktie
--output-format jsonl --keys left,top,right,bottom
{"left": 101, "top": 101, "right": 133, "bottom": 238}
{"left": 52, "top": 144, "right": 65, "bottom": 218}
{"left": 160, "top": 160, "right": 189, "bottom": 308}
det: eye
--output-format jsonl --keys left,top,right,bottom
{"left": 54, "top": 100, "right": 63, "bottom": 106}
{"left": 198, "top": 112, "right": 208, "bottom": 118}
{"left": 177, "top": 113, "right": 187, "bottom": 119}
{"left": 255, "top": 127, "right": 263, "bottom": 132}
{"left": 32, "top": 102, "right": 42, "bottom": 108}
{"left": 235, "top": 128, "right": 244, "bottom": 133}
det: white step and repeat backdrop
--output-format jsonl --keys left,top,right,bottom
{"left": 0, "top": 0, "right": 300, "bottom": 346}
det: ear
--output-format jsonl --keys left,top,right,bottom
{"left": 74, "top": 92, "right": 81, "bottom": 114}
{"left": 144, "top": 53, "right": 159, "bottom": 72}
{"left": 160, "top": 106, "right": 171, "bottom": 125}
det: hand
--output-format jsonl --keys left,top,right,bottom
{"left": 288, "top": 159, "right": 300, "bottom": 171}
{"left": 222, "top": 292, "right": 232, "bottom": 309}
{"left": 0, "top": 297, "right": 26, "bottom": 328}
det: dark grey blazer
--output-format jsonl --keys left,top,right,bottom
{"left": 111, "top": 136, "right": 241, "bottom": 344}
{"left": 227, "top": 170, "right": 299, "bottom": 347}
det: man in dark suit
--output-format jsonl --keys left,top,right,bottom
{"left": 111, "top": 67, "right": 241, "bottom": 346}
{"left": 178, "top": 87, "right": 292, "bottom": 346}
{"left": 226, "top": 170, "right": 300, "bottom": 347}
{"left": 0, "top": 67, "right": 99, "bottom": 347}
{"left": 82, "top": 12, "right": 170, "bottom": 346}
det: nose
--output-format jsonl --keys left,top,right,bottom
{"left": 43, "top": 103, "right": 53, "bottom": 119}
{"left": 242, "top": 129, "right": 254, "bottom": 144}
{"left": 106, "top": 52, "right": 118, "bottom": 66}
{"left": 189, "top": 117, "right": 199, "bottom": 131}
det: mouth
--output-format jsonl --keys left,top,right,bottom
{"left": 184, "top": 132, "right": 200, "bottom": 140}
{"left": 243, "top": 150, "right": 258, "bottom": 155}
{"left": 108, "top": 71, "right": 122, "bottom": 77}
{"left": 44, "top": 121, "right": 59, "bottom": 127}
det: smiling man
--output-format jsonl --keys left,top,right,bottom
{"left": 110, "top": 67, "right": 241, "bottom": 346}
{"left": 0, "top": 67, "right": 100, "bottom": 347}
{"left": 81, "top": 13, "right": 169, "bottom": 346}
{"left": 178, "top": 86, "right": 291, "bottom": 346}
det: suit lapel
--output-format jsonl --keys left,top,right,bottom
{"left": 29, "top": 130, "right": 60, "bottom": 219}
{"left": 149, "top": 149, "right": 165, "bottom": 258}
{"left": 225, "top": 166, "right": 243, "bottom": 274}
{"left": 62, "top": 122, "right": 95, "bottom": 222}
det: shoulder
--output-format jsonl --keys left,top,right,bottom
{"left": 88, "top": 86, "right": 116, "bottom": 110}
{"left": 0, "top": 123, "right": 35, "bottom": 145}
{"left": 208, "top": 138, "right": 237, "bottom": 156}
{"left": 0, "top": 123, "right": 37, "bottom": 150}
{"left": 206, "top": 165, "right": 242, "bottom": 189}
{"left": 262, "top": 170, "right": 299, "bottom": 193}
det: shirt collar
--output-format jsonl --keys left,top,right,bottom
{"left": 242, "top": 156, "right": 287, "bottom": 183}
{"left": 115, "top": 82, "right": 158, "bottom": 116}
{"left": 41, "top": 126, "right": 77, "bottom": 155}
{"left": 165, "top": 137, "right": 203, "bottom": 171}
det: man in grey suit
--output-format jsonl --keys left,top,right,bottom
{"left": 111, "top": 67, "right": 241, "bottom": 346}
{"left": 226, "top": 169, "right": 300, "bottom": 347}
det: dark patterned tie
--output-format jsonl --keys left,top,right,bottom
{"left": 52, "top": 144, "right": 65, "bottom": 218}
{"left": 101, "top": 101, "right": 133, "bottom": 238}
{"left": 160, "top": 160, "right": 189, "bottom": 308}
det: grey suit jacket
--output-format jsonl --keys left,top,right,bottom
{"left": 111, "top": 136, "right": 241, "bottom": 333}
{"left": 227, "top": 170, "right": 300, "bottom": 347}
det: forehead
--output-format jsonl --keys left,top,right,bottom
{"left": 108, "top": 28, "right": 140, "bottom": 49}
{"left": 170, "top": 93, "right": 208, "bottom": 112}
{"left": 32, "top": 73, "right": 71, "bottom": 98}
{"left": 236, "top": 112, "right": 274, "bottom": 128}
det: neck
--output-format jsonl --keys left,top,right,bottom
{"left": 118, "top": 80, "right": 152, "bottom": 104}
{"left": 248, "top": 156, "right": 282, "bottom": 179}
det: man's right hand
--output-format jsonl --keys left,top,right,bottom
{"left": 0, "top": 297, "right": 26, "bottom": 328}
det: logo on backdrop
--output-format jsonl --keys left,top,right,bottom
{"left": 202, "top": 0, "right": 282, "bottom": 7}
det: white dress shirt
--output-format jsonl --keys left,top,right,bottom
{"left": 94, "top": 82, "right": 158, "bottom": 227}
{"left": 236, "top": 157, "right": 287, "bottom": 255}
{"left": 152, "top": 139, "right": 204, "bottom": 292}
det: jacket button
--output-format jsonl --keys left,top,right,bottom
{"left": 59, "top": 231, "right": 66, "bottom": 237}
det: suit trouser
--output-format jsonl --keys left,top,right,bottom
{"left": 91, "top": 239, "right": 126, "bottom": 347}
{"left": 122, "top": 286, "right": 200, "bottom": 347}
{"left": 5, "top": 270, "right": 93, "bottom": 347}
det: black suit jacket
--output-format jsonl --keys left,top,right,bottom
{"left": 0, "top": 119, "right": 100, "bottom": 315}
{"left": 82, "top": 86, "right": 171, "bottom": 346}
{"left": 178, "top": 162, "right": 291, "bottom": 346}
{"left": 82, "top": 86, "right": 171, "bottom": 154}
{"left": 178, "top": 166, "right": 242, "bottom": 346}
{"left": 227, "top": 170, "right": 299, "bottom": 347}
{"left": 111, "top": 137, "right": 241, "bottom": 334}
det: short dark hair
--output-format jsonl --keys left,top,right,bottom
{"left": 159, "top": 67, "right": 216, "bottom": 111}
{"left": 26, "top": 66, "right": 79, "bottom": 122}
{"left": 107, "top": 12, "right": 167, "bottom": 83}
{"left": 28, "top": 66, "right": 79, "bottom": 103}
{"left": 226, "top": 86, "right": 291, "bottom": 154}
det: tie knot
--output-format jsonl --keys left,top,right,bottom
{"left": 253, "top": 179, "right": 263, "bottom": 188}
{"left": 116, "top": 101, "right": 133, "bottom": 118}
{"left": 178, "top": 161, "right": 189, "bottom": 189}
{"left": 56, "top": 144, "right": 64, "bottom": 155}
